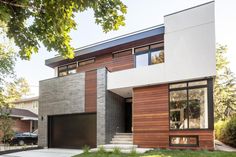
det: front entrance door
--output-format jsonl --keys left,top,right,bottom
{"left": 125, "top": 100, "right": 132, "bottom": 133}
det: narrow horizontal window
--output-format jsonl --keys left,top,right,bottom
{"left": 78, "top": 59, "right": 95, "bottom": 66}
{"left": 135, "top": 46, "right": 149, "bottom": 53}
{"left": 170, "top": 136, "right": 199, "bottom": 147}
{"left": 188, "top": 80, "right": 207, "bottom": 87}
{"left": 113, "top": 50, "right": 132, "bottom": 58}
{"left": 169, "top": 83, "right": 187, "bottom": 89}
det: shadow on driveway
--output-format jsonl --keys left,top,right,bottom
{"left": 0, "top": 148, "right": 83, "bottom": 157}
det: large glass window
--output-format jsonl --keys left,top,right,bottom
{"left": 135, "top": 43, "right": 164, "bottom": 68}
{"left": 169, "top": 80, "right": 209, "bottom": 130}
{"left": 170, "top": 90, "right": 188, "bottom": 129}
{"left": 136, "top": 53, "right": 149, "bottom": 67}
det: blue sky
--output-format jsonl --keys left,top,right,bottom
{"left": 14, "top": 0, "right": 236, "bottom": 96}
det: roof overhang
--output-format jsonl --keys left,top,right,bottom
{"left": 45, "top": 25, "right": 165, "bottom": 68}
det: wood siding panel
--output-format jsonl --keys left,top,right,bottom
{"left": 133, "top": 84, "right": 169, "bottom": 148}
{"left": 133, "top": 84, "right": 214, "bottom": 150}
{"left": 85, "top": 70, "right": 97, "bottom": 112}
{"left": 77, "top": 52, "right": 134, "bottom": 73}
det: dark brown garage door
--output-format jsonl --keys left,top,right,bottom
{"left": 48, "top": 113, "right": 96, "bottom": 149}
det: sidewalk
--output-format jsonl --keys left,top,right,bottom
{"left": 215, "top": 140, "right": 236, "bottom": 152}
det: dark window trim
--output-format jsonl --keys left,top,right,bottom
{"left": 169, "top": 135, "right": 199, "bottom": 147}
{"left": 168, "top": 78, "right": 214, "bottom": 131}
{"left": 58, "top": 62, "right": 77, "bottom": 77}
{"left": 134, "top": 42, "right": 164, "bottom": 67}
{"left": 57, "top": 62, "right": 77, "bottom": 77}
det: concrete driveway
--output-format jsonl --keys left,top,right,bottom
{"left": 0, "top": 148, "right": 83, "bottom": 157}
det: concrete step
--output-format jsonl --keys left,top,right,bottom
{"left": 90, "top": 145, "right": 153, "bottom": 154}
{"left": 113, "top": 135, "right": 133, "bottom": 138}
{"left": 112, "top": 137, "right": 133, "bottom": 141}
{"left": 110, "top": 141, "right": 133, "bottom": 144}
{"left": 98, "top": 144, "right": 138, "bottom": 150}
{"left": 116, "top": 133, "right": 133, "bottom": 136}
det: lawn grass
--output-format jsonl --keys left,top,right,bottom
{"left": 72, "top": 149, "right": 236, "bottom": 157}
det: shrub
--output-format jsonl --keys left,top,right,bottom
{"left": 215, "top": 115, "right": 236, "bottom": 147}
{"left": 97, "top": 146, "right": 106, "bottom": 153}
{"left": 82, "top": 145, "right": 90, "bottom": 154}
{"left": 130, "top": 148, "right": 137, "bottom": 156}
{"left": 113, "top": 147, "right": 121, "bottom": 154}
{"left": 215, "top": 120, "right": 227, "bottom": 140}
{"left": 222, "top": 115, "right": 236, "bottom": 147}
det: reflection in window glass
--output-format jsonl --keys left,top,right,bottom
{"left": 188, "top": 88, "right": 208, "bottom": 129}
{"left": 151, "top": 50, "right": 164, "bottom": 64}
{"left": 170, "top": 83, "right": 187, "bottom": 89}
{"left": 170, "top": 90, "right": 188, "bottom": 129}
{"left": 188, "top": 80, "right": 207, "bottom": 87}
{"left": 135, "top": 46, "right": 149, "bottom": 53}
{"left": 170, "top": 136, "right": 198, "bottom": 146}
{"left": 135, "top": 53, "right": 149, "bottom": 67}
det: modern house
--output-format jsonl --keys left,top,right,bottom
{"left": 39, "top": 2, "right": 215, "bottom": 150}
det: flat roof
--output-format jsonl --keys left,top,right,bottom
{"left": 12, "top": 96, "right": 38, "bottom": 104}
{"left": 45, "top": 24, "right": 165, "bottom": 68}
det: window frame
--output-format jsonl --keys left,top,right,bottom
{"left": 169, "top": 79, "right": 214, "bottom": 131}
{"left": 58, "top": 62, "right": 77, "bottom": 77}
{"left": 134, "top": 42, "right": 164, "bottom": 68}
{"left": 169, "top": 135, "right": 199, "bottom": 147}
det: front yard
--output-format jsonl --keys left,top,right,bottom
{"left": 73, "top": 149, "right": 236, "bottom": 157}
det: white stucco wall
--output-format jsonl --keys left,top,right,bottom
{"left": 107, "top": 2, "right": 216, "bottom": 92}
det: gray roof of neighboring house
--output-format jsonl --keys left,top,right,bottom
{"left": 12, "top": 96, "right": 38, "bottom": 104}
{"left": 10, "top": 108, "right": 38, "bottom": 118}
{"left": 45, "top": 24, "right": 165, "bottom": 68}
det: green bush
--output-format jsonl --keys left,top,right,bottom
{"left": 215, "top": 120, "right": 227, "bottom": 140}
{"left": 215, "top": 115, "right": 236, "bottom": 147}
{"left": 223, "top": 115, "right": 236, "bottom": 147}
{"left": 112, "top": 147, "right": 121, "bottom": 154}
{"left": 82, "top": 145, "right": 90, "bottom": 154}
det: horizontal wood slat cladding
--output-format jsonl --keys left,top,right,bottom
{"left": 51, "top": 35, "right": 163, "bottom": 68}
{"left": 169, "top": 130, "right": 214, "bottom": 150}
{"left": 77, "top": 52, "right": 134, "bottom": 73}
{"left": 74, "top": 35, "right": 163, "bottom": 73}
{"left": 133, "top": 84, "right": 169, "bottom": 148}
{"left": 85, "top": 70, "right": 97, "bottom": 112}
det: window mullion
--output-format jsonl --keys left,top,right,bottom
{"left": 187, "top": 85, "right": 189, "bottom": 129}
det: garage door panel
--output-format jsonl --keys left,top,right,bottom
{"left": 48, "top": 113, "right": 96, "bottom": 149}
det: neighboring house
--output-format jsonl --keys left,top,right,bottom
{"left": 10, "top": 108, "right": 38, "bottom": 133}
{"left": 39, "top": 2, "right": 216, "bottom": 150}
{"left": 11, "top": 97, "right": 39, "bottom": 133}
{"left": 13, "top": 96, "right": 39, "bottom": 114}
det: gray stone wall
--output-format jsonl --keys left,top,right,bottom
{"left": 105, "top": 91, "right": 125, "bottom": 143}
{"left": 96, "top": 68, "right": 107, "bottom": 145}
{"left": 97, "top": 68, "right": 125, "bottom": 145}
{"left": 38, "top": 73, "right": 85, "bottom": 147}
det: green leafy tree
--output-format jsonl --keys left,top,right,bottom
{"left": 214, "top": 45, "right": 236, "bottom": 121}
{"left": 0, "top": 78, "right": 29, "bottom": 143}
{"left": 0, "top": 0, "right": 127, "bottom": 59}
{"left": 0, "top": 26, "right": 30, "bottom": 142}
